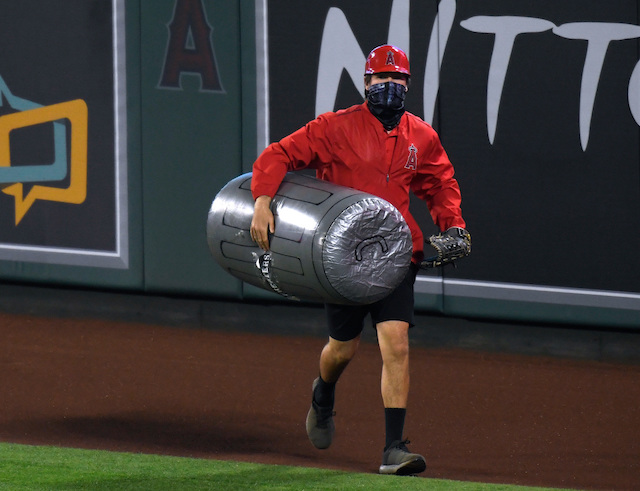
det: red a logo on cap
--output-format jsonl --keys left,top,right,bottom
{"left": 385, "top": 50, "right": 395, "bottom": 66}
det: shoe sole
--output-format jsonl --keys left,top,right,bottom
{"left": 379, "top": 457, "right": 427, "bottom": 475}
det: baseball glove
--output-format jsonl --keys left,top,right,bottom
{"left": 420, "top": 227, "right": 471, "bottom": 268}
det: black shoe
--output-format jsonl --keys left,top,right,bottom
{"left": 305, "top": 378, "right": 335, "bottom": 449}
{"left": 379, "top": 439, "right": 426, "bottom": 475}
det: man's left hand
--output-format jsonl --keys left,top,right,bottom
{"left": 420, "top": 227, "right": 471, "bottom": 268}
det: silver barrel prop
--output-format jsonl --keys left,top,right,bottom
{"left": 206, "top": 172, "right": 412, "bottom": 305}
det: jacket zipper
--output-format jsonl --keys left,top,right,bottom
{"left": 386, "top": 132, "right": 397, "bottom": 184}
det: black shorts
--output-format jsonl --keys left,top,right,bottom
{"left": 324, "top": 263, "right": 419, "bottom": 342}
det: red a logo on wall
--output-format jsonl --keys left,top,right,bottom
{"left": 159, "top": 0, "right": 223, "bottom": 92}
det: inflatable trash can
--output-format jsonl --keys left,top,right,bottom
{"left": 206, "top": 172, "right": 412, "bottom": 304}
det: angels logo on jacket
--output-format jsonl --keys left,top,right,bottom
{"left": 405, "top": 143, "right": 418, "bottom": 170}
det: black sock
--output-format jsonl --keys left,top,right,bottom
{"left": 313, "top": 375, "right": 336, "bottom": 408}
{"left": 384, "top": 408, "right": 406, "bottom": 450}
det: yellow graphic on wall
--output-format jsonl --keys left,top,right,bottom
{"left": 0, "top": 77, "right": 88, "bottom": 225}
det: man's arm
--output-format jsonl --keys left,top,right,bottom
{"left": 250, "top": 114, "right": 334, "bottom": 250}
{"left": 410, "top": 131, "right": 466, "bottom": 231}
{"left": 250, "top": 195, "right": 275, "bottom": 250}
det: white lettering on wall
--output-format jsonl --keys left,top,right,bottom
{"left": 314, "top": 0, "right": 640, "bottom": 150}
{"left": 629, "top": 60, "right": 640, "bottom": 125}
{"left": 423, "top": 0, "right": 456, "bottom": 125}
{"left": 460, "top": 16, "right": 555, "bottom": 145}
{"left": 315, "top": 8, "right": 366, "bottom": 116}
{"left": 552, "top": 22, "right": 640, "bottom": 149}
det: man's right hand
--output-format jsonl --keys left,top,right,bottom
{"left": 250, "top": 195, "right": 275, "bottom": 250}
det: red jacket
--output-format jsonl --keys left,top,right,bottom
{"left": 251, "top": 102, "right": 466, "bottom": 263}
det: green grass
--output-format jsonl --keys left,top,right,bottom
{"left": 0, "top": 443, "right": 575, "bottom": 490}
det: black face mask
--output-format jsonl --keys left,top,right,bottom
{"left": 366, "top": 81, "right": 407, "bottom": 130}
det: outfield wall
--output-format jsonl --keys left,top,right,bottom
{"left": 0, "top": 1, "right": 638, "bottom": 329}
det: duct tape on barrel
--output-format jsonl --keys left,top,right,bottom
{"left": 319, "top": 196, "right": 412, "bottom": 304}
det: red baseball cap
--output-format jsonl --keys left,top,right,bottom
{"left": 364, "top": 45, "right": 410, "bottom": 77}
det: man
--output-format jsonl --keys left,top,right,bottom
{"left": 250, "top": 45, "right": 468, "bottom": 475}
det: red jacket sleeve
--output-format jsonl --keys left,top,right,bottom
{"left": 410, "top": 129, "right": 466, "bottom": 231}
{"left": 251, "top": 116, "right": 334, "bottom": 199}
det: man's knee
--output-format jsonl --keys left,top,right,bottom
{"left": 326, "top": 336, "right": 360, "bottom": 364}
{"left": 377, "top": 321, "right": 410, "bottom": 359}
